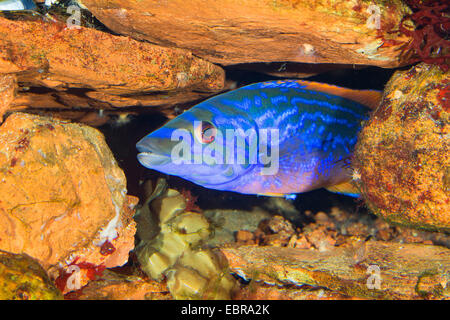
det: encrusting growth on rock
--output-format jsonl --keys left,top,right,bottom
{"left": 0, "top": 113, "right": 137, "bottom": 293}
{"left": 354, "top": 63, "right": 449, "bottom": 233}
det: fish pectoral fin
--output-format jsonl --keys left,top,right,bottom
{"left": 325, "top": 180, "right": 360, "bottom": 198}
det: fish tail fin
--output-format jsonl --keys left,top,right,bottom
{"left": 295, "top": 80, "right": 383, "bottom": 110}
{"left": 325, "top": 180, "right": 360, "bottom": 198}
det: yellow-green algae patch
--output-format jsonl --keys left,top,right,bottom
{"left": 134, "top": 179, "right": 238, "bottom": 300}
{"left": 0, "top": 250, "right": 63, "bottom": 300}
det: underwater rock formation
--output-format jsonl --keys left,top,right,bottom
{"left": 222, "top": 241, "right": 450, "bottom": 299}
{"left": 81, "top": 0, "right": 413, "bottom": 67}
{"left": 235, "top": 283, "right": 362, "bottom": 300}
{"left": 0, "top": 113, "right": 136, "bottom": 278}
{"left": 0, "top": 15, "right": 224, "bottom": 112}
{"left": 135, "top": 179, "right": 237, "bottom": 300}
{"left": 354, "top": 63, "right": 449, "bottom": 233}
{"left": 0, "top": 250, "right": 63, "bottom": 300}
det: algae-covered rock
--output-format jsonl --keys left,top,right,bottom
{"left": 221, "top": 241, "right": 450, "bottom": 300}
{"left": 0, "top": 250, "right": 63, "bottom": 300}
{"left": 354, "top": 63, "right": 449, "bottom": 233}
{"left": 81, "top": 0, "right": 412, "bottom": 67}
{"left": 0, "top": 113, "right": 136, "bottom": 272}
{"left": 235, "top": 283, "right": 361, "bottom": 300}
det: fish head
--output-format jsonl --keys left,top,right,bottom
{"left": 136, "top": 101, "right": 259, "bottom": 190}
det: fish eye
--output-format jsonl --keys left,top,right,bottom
{"left": 195, "top": 121, "right": 216, "bottom": 144}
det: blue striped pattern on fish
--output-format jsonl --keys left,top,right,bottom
{"left": 137, "top": 80, "right": 379, "bottom": 197}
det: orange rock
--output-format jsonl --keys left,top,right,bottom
{"left": 329, "top": 207, "right": 348, "bottom": 222}
{"left": 0, "top": 15, "right": 224, "bottom": 109}
{"left": 0, "top": 113, "right": 136, "bottom": 274}
{"left": 291, "top": 235, "right": 311, "bottom": 249}
{"left": 304, "top": 226, "right": 337, "bottom": 252}
{"left": 75, "top": 271, "right": 170, "bottom": 300}
{"left": 81, "top": 0, "right": 412, "bottom": 67}
{"left": 0, "top": 74, "right": 16, "bottom": 121}
{"left": 235, "top": 230, "right": 255, "bottom": 245}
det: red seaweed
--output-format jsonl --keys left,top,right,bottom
{"left": 100, "top": 240, "right": 116, "bottom": 256}
{"left": 399, "top": 0, "right": 450, "bottom": 71}
{"left": 180, "top": 189, "right": 202, "bottom": 213}
{"left": 54, "top": 257, "right": 106, "bottom": 295}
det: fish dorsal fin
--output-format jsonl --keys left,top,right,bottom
{"left": 325, "top": 180, "right": 360, "bottom": 198}
{"left": 295, "top": 80, "right": 382, "bottom": 110}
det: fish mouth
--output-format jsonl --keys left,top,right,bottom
{"left": 136, "top": 136, "right": 173, "bottom": 167}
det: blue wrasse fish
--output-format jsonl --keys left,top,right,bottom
{"left": 136, "top": 80, "right": 381, "bottom": 197}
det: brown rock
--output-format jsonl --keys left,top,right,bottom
{"left": 235, "top": 230, "right": 255, "bottom": 245}
{"left": 0, "top": 113, "right": 136, "bottom": 272}
{"left": 75, "top": 270, "right": 170, "bottom": 300}
{"left": 259, "top": 215, "right": 296, "bottom": 247}
{"left": 82, "top": 0, "right": 412, "bottom": 67}
{"left": 221, "top": 241, "right": 450, "bottom": 299}
{"left": 262, "top": 215, "right": 295, "bottom": 235}
{"left": 0, "top": 16, "right": 224, "bottom": 110}
{"left": 374, "top": 219, "right": 394, "bottom": 240}
{"left": 376, "top": 227, "right": 393, "bottom": 242}
{"left": 236, "top": 283, "right": 362, "bottom": 300}
{"left": 329, "top": 206, "right": 348, "bottom": 222}
{"left": 9, "top": 87, "right": 226, "bottom": 118}
{"left": 314, "top": 211, "right": 330, "bottom": 223}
